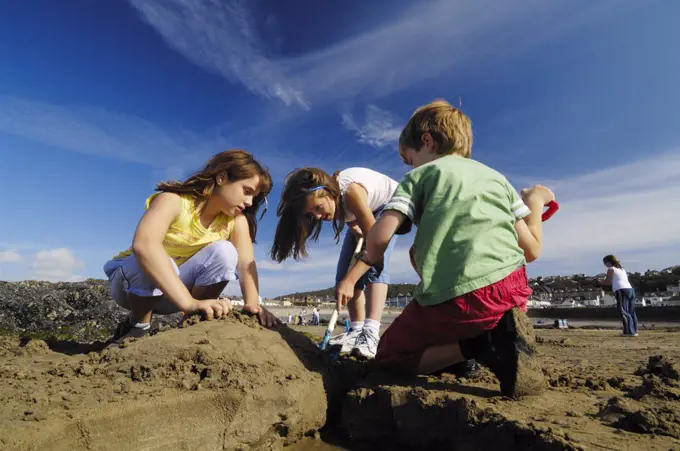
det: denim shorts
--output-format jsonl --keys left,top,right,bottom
{"left": 102, "top": 240, "right": 239, "bottom": 314}
{"left": 335, "top": 210, "right": 397, "bottom": 290}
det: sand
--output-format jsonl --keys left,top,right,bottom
{"left": 0, "top": 312, "right": 335, "bottom": 451}
{"left": 341, "top": 328, "right": 680, "bottom": 450}
{"left": 1, "top": 314, "right": 679, "bottom": 450}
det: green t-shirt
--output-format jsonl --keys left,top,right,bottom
{"left": 385, "top": 155, "right": 531, "bottom": 306}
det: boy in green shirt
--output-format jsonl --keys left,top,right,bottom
{"left": 357, "top": 100, "right": 554, "bottom": 398}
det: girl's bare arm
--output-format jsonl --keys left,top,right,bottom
{"left": 131, "top": 193, "right": 195, "bottom": 311}
{"left": 230, "top": 214, "right": 260, "bottom": 308}
{"left": 341, "top": 183, "right": 377, "bottom": 283}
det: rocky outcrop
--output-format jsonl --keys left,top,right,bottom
{"left": 0, "top": 280, "right": 130, "bottom": 341}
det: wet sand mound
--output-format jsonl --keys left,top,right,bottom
{"left": 339, "top": 335, "right": 680, "bottom": 451}
{"left": 0, "top": 314, "right": 331, "bottom": 451}
{"left": 342, "top": 373, "right": 579, "bottom": 451}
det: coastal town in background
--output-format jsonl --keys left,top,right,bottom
{"left": 227, "top": 265, "right": 680, "bottom": 310}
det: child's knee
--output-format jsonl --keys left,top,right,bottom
{"left": 193, "top": 241, "right": 239, "bottom": 284}
{"left": 206, "top": 240, "right": 239, "bottom": 267}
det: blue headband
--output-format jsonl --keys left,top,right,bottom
{"left": 308, "top": 185, "right": 325, "bottom": 192}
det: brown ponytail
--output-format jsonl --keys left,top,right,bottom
{"left": 270, "top": 167, "right": 345, "bottom": 262}
{"left": 603, "top": 255, "right": 622, "bottom": 269}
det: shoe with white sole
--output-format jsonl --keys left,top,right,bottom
{"left": 350, "top": 328, "right": 379, "bottom": 360}
{"left": 328, "top": 329, "right": 363, "bottom": 354}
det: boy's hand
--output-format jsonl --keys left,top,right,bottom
{"left": 243, "top": 304, "right": 281, "bottom": 329}
{"left": 521, "top": 185, "right": 555, "bottom": 206}
{"left": 335, "top": 279, "right": 355, "bottom": 311}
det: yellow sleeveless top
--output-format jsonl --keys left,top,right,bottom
{"left": 113, "top": 193, "right": 236, "bottom": 266}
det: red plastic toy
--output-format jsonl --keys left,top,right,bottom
{"left": 541, "top": 200, "right": 560, "bottom": 222}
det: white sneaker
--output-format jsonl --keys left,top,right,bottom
{"left": 328, "top": 329, "right": 363, "bottom": 354}
{"left": 351, "top": 328, "right": 379, "bottom": 360}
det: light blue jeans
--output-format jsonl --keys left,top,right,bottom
{"left": 615, "top": 288, "right": 639, "bottom": 335}
{"left": 335, "top": 218, "right": 397, "bottom": 290}
{"left": 103, "top": 241, "right": 239, "bottom": 315}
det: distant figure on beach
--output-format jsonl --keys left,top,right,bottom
{"left": 270, "top": 166, "right": 400, "bottom": 360}
{"left": 360, "top": 99, "right": 554, "bottom": 398}
{"left": 102, "top": 150, "right": 280, "bottom": 344}
{"left": 312, "top": 307, "right": 320, "bottom": 326}
{"left": 600, "top": 255, "right": 639, "bottom": 337}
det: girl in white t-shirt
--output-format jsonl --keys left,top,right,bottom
{"left": 601, "top": 254, "right": 639, "bottom": 336}
{"left": 270, "top": 167, "right": 400, "bottom": 359}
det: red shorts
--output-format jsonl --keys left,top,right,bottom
{"left": 375, "top": 266, "right": 532, "bottom": 376}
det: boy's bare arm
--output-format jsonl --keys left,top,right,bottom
{"left": 516, "top": 185, "right": 555, "bottom": 262}
{"left": 515, "top": 208, "right": 542, "bottom": 263}
{"left": 365, "top": 211, "right": 405, "bottom": 264}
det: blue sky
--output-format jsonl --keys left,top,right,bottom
{"left": 1, "top": 0, "right": 679, "bottom": 297}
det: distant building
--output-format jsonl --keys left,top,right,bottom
{"left": 551, "top": 287, "right": 604, "bottom": 303}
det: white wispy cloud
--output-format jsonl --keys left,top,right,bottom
{"left": 128, "top": 0, "right": 308, "bottom": 108}
{"left": 0, "top": 96, "right": 317, "bottom": 181}
{"left": 128, "top": 0, "right": 629, "bottom": 108}
{"left": 0, "top": 250, "right": 22, "bottom": 264}
{"left": 31, "top": 248, "right": 85, "bottom": 282}
{"left": 341, "top": 105, "right": 402, "bottom": 148}
{"left": 0, "top": 241, "right": 55, "bottom": 251}
{"left": 0, "top": 96, "right": 211, "bottom": 171}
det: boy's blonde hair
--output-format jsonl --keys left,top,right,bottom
{"left": 399, "top": 99, "right": 473, "bottom": 158}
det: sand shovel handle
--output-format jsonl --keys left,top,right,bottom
{"left": 327, "top": 237, "right": 365, "bottom": 333}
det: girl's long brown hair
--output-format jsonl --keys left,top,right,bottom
{"left": 270, "top": 167, "right": 345, "bottom": 262}
{"left": 603, "top": 255, "right": 622, "bottom": 269}
{"left": 156, "top": 149, "right": 272, "bottom": 241}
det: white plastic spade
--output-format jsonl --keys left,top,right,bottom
{"left": 319, "top": 237, "right": 364, "bottom": 350}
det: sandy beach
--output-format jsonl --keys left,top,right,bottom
{"left": 1, "top": 311, "right": 679, "bottom": 450}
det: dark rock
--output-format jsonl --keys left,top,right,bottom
{"left": 0, "top": 280, "right": 180, "bottom": 342}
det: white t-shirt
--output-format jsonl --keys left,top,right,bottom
{"left": 611, "top": 267, "right": 632, "bottom": 291}
{"left": 336, "top": 167, "right": 398, "bottom": 222}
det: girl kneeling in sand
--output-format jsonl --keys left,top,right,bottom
{"left": 270, "top": 167, "right": 399, "bottom": 360}
{"left": 103, "top": 150, "right": 279, "bottom": 343}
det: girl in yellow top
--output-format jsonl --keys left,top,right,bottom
{"left": 103, "top": 149, "right": 279, "bottom": 343}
